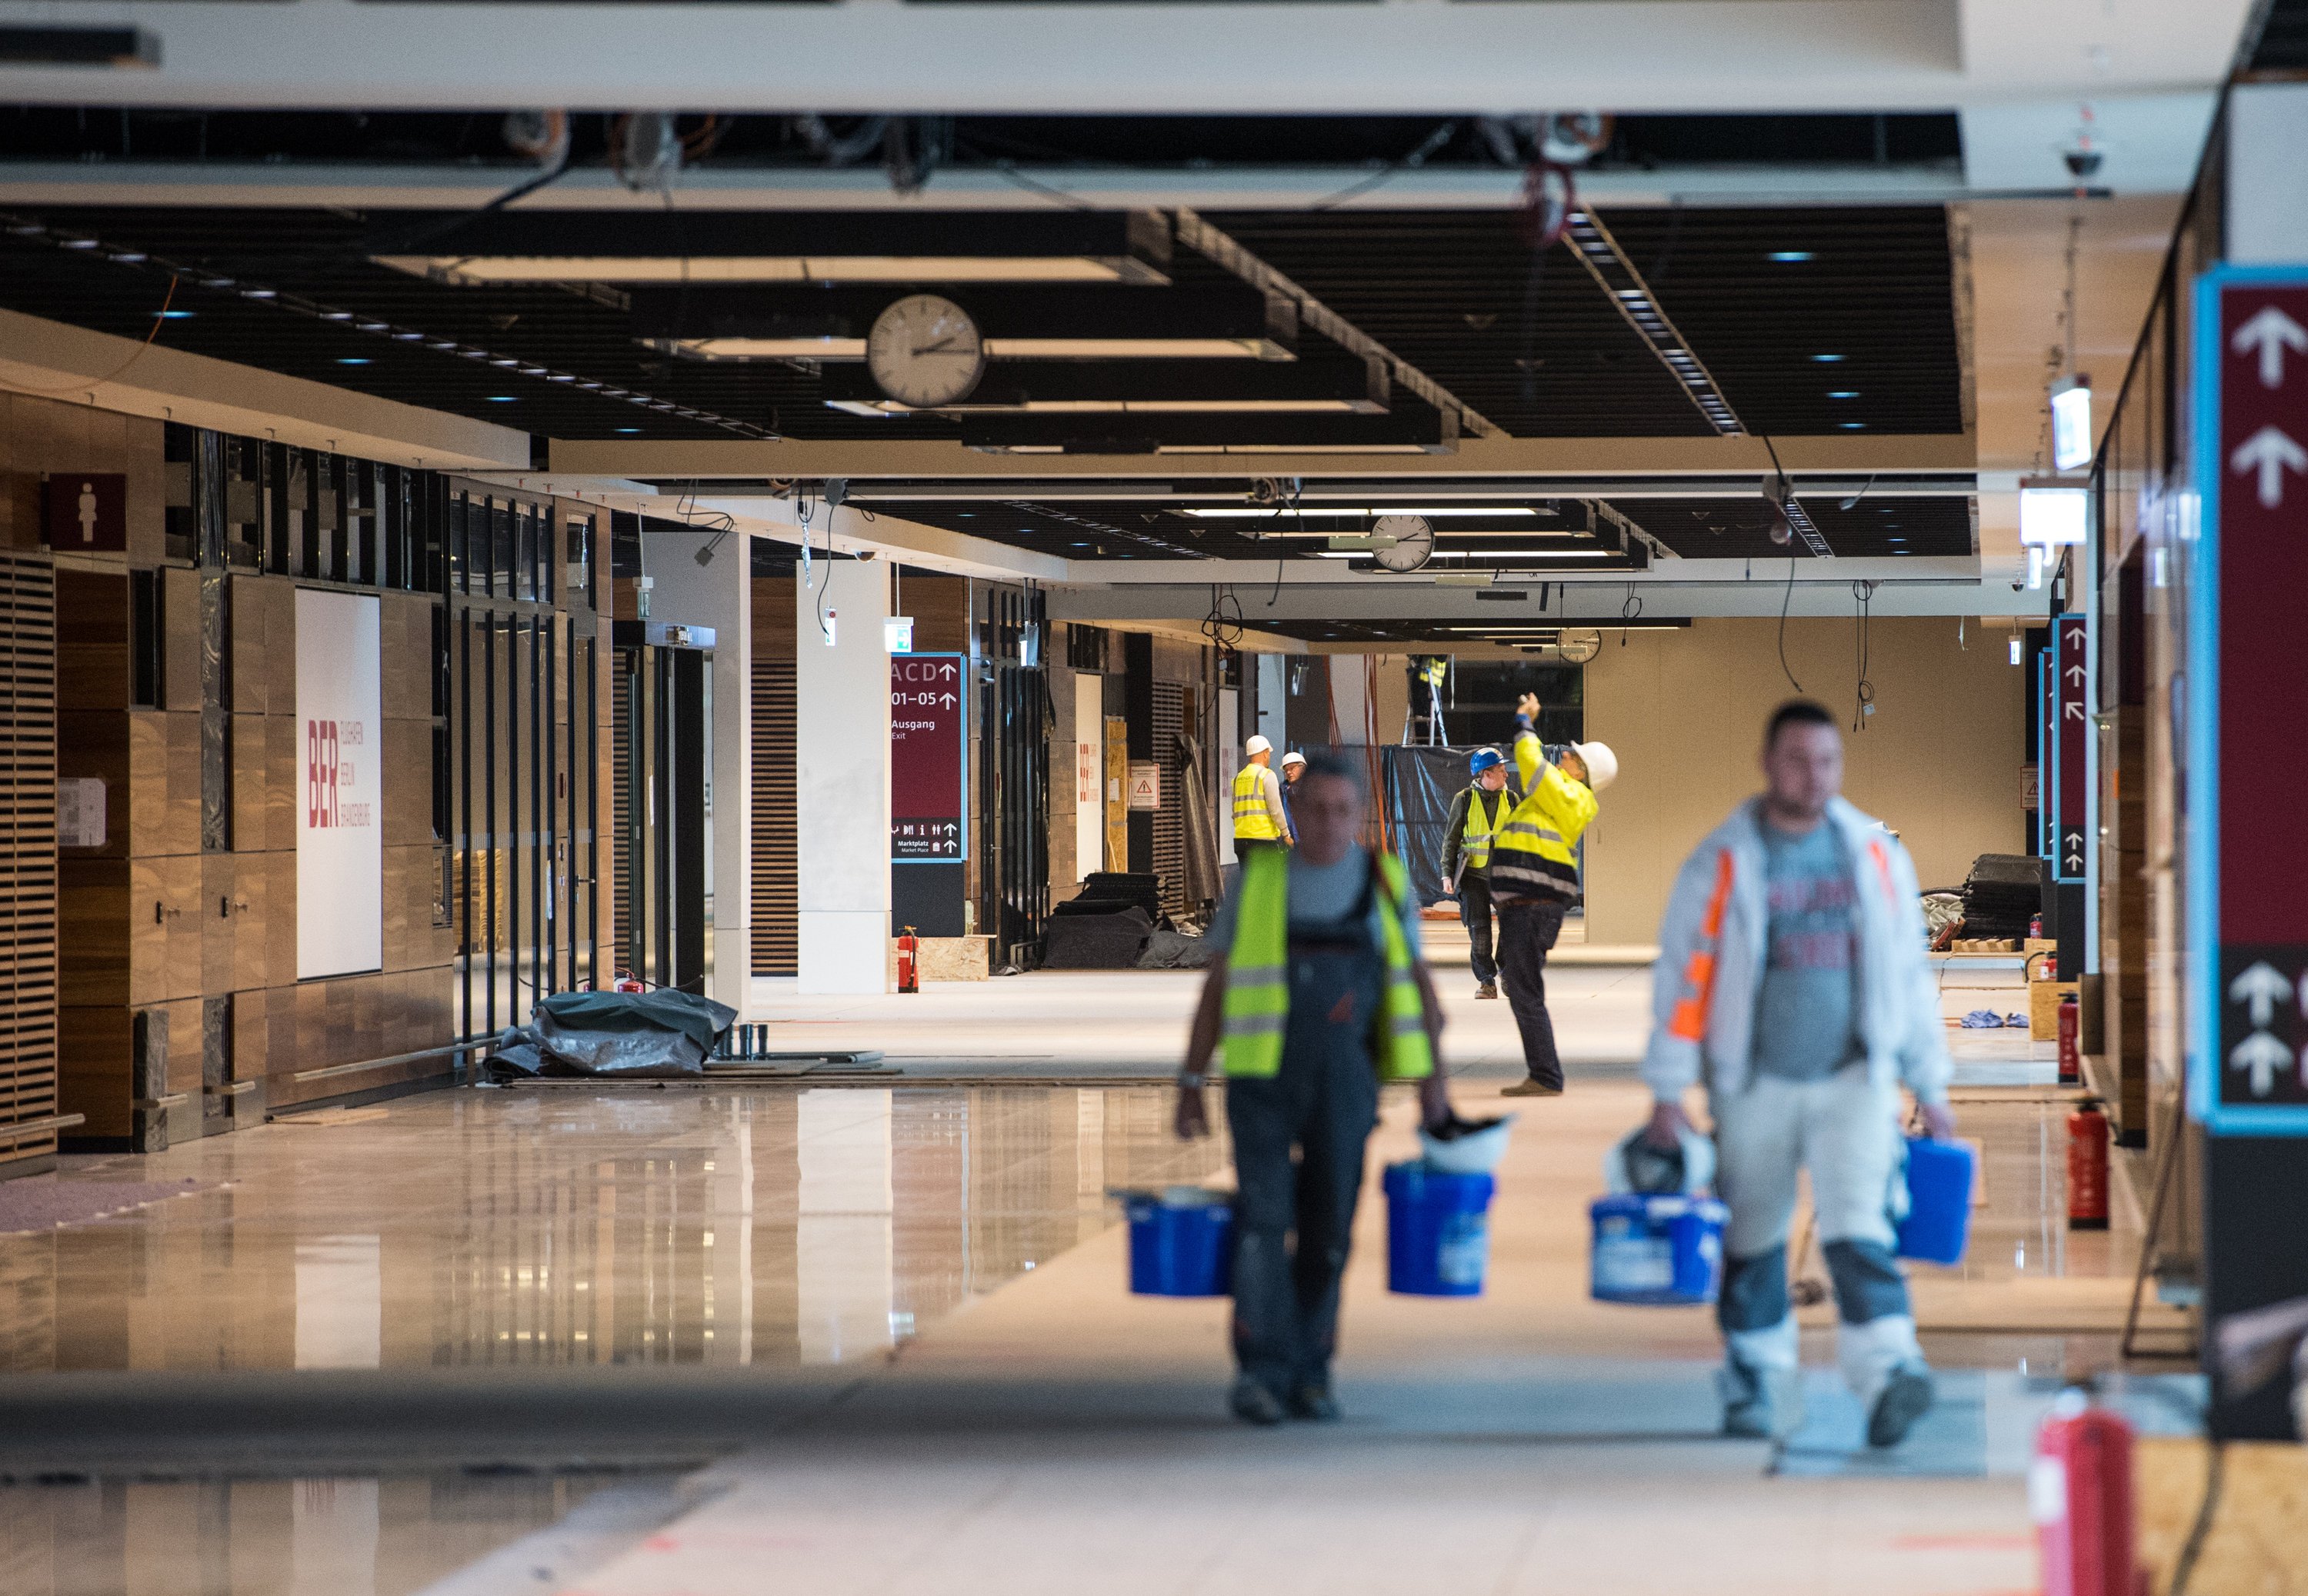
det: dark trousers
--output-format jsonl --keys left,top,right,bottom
{"left": 1457, "top": 871, "right": 1499, "bottom": 986}
{"left": 1225, "top": 947, "right": 1382, "bottom": 1401}
{"left": 1496, "top": 898, "right": 1569, "bottom": 1088}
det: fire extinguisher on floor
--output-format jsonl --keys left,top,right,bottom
{"left": 2067, "top": 1098, "right": 2110, "bottom": 1231}
{"left": 2031, "top": 1388, "right": 2136, "bottom": 1596}
{"left": 2058, "top": 994, "right": 2082, "bottom": 1087}
{"left": 897, "top": 926, "right": 920, "bottom": 995}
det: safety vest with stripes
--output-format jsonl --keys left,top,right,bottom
{"left": 1231, "top": 762, "right": 1282, "bottom": 841}
{"left": 1489, "top": 735, "right": 1599, "bottom": 902}
{"left": 1219, "top": 847, "right": 1433, "bottom": 1081}
{"left": 1459, "top": 788, "right": 1509, "bottom": 873}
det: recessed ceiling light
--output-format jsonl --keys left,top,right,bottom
{"left": 615, "top": 426, "right": 641, "bottom": 433}
{"left": 1840, "top": 421, "right": 1866, "bottom": 429}
{"left": 1768, "top": 251, "right": 1816, "bottom": 262}
{"left": 1827, "top": 390, "right": 1859, "bottom": 399}
{"left": 321, "top": 312, "right": 352, "bottom": 322}
{"left": 157, "top": 310, "right": 195, "bottom": 319}
{"left": 375, "top": 254, "right": 1169, "bottom": 287}
{"left": 1811, "top": 353, "right": 1846, "bottom": 363}
{"left": 487, "top": 395, "right": 518, "bottom": 402}
{"left": 337, "top": 357, "right": 371, "bottom": 365}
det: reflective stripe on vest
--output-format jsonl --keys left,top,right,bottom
{"left": 1232, "top": 763, "right": 1281, "bottom": 840}
{"left": 1491, "top": 759, "right": 1593, "bottom": 877}
{"left": 1219, "top": 848, "right": 1434, "bottom": 1081}
{"left": 1667, "top": 848, "right": 1738, "bottom": 1043}
{"left": 1461, "top": 789, "right": 1508, "bottom": 871}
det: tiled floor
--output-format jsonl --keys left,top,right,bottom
{"left": 0, "top": 959, "right": 2159, "bottom": 1594}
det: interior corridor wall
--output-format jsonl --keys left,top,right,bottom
{"left": 1580, "top": 616, "right": 2025, "bottom": 948}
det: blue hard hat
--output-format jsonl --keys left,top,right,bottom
{"left": 1469, "top": 748, "right": 1506, "bottom": 776}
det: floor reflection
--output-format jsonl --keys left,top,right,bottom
{"left": 0, "top": 1086, "right": 1225, "bottom": 1374}
{"left": 0, "top": 1471, "right": 640, "bottom": 1596}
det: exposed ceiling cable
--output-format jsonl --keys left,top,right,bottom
{"left": 1172, "top": 208, "right": 1503, "bottom": 441}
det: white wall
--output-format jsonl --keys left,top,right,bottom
{"left": 797, "top": 559, "right": 892, "bottom": 993}
{"left": 1581, "top": 616, "right": 2027, "bottom": 947}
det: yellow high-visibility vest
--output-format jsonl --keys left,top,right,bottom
{"left": 1219, "top": 848, "right": 1432, "bottom": 1081}
{"left": 1232, "top": 763, "right": 1282, "bottom": 841}
{"left": 1460, "top": 788, "right": 1509, "bottom": 873}
{"left": 1489, "top": 732, "right": 1598, "bottom": 901}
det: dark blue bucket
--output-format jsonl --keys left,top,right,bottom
{"left": 1895, "top": 1137, "right": 1974, "bottom": 1265}
{"left": 1125, "top": 1191, "right": 1234, "bottom": 1297}
{"left": 1382, "top": 1162, "right": 1495, "bottom": 1296}
{"left": 1589, "top": 1194, "right": 1729, "bottom": 1305}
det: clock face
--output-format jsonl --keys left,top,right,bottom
{"left": 1370, "top": 514, "right": 1435, "bottom": 573}
{"left": 866, "top": 294, "right": 986, "bottom": 408}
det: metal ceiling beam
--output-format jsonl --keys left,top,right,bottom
{"left": 827, "top": 473, "right": 1975, "bottom": 501}
{"left": 548, "top": 431, "right": 1974, "bottom": 479}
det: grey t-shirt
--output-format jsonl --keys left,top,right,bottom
{"left": 1752, "top": 820, "right": 1863, "bottom": 1081}
{"left": 1205, "top": 848, "right": 1422, "bottom": 958}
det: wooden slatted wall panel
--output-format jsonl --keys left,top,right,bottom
{"left": 752, "top": 576, "right": 797, "bottom": 976}
{"left": 609, "top": 662, "right": 632, "bottom": 977}
{"left": 0, "top": 556, "right": 57, "bottom": 1170}
{"left": 1152, "top": 681, "right": 1184, "bottom": 916}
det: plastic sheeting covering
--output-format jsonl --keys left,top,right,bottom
{"left": 489, "top": 988, "right": 739, "bottom": 1078}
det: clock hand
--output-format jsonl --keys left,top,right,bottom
{"left": 911, "top": 336, "right": 962, "bottom": 356}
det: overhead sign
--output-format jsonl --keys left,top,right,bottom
{"left": 295, "top": 589, "right": 382, "bottom": 979}
{"left": 2050, "top": 615, "right": 2088, "bottom": 884}
{"left": 2190, "top": 268, "right": 2308, "bottom": 1134}
{"left": 891, "top": 652, "right": 964, "bottom": 862}
{"left": 43, "top": 472, "right": 126, "bottom": 552}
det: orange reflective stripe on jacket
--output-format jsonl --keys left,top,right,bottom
{"left": 1865, "top": 838, "right": 1898, "bottom": 906}
{"left": 1668, "top": 848, "right": 1738, "bottom": 1042}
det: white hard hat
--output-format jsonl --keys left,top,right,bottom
{"left": 1245, "top": 734, "right": 1272, "bottom": 757}
{"left": 1279, "top": 750, "right": 1307, "bottom": 768}
{"left": 1573, "top": 741, "right": 1619, "bottom": 792}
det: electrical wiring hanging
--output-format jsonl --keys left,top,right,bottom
{"left": 1852, "top": 579, "right": 1878, "bottom": 730}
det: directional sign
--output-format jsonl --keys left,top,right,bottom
{"left": 2190, "top": 268, "right": 2308, "bottom": 1134}
{"left": 2051, "top": 615, "right": 2089, "bottom": 884}
{"left": 891, "top": 652, "right": 966, "bottom": 862}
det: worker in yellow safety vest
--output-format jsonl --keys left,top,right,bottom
{"left": 1230, "top": 734, "right": 1295, "bottom": 855}
{"left": 1493, "top": 692, "right": 1619, "bottom": 1098}
{"left": 1179, "top": 750, "right": 1454, "bottom": 1426}
{"left": 1441, "top": 747, "right": 1517, "bottom": 1000}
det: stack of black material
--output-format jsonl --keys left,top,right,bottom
{"left": 1042, "top": 872, "right": 1163, "bottom": 968}
{"left": 1960, "top": 854, "right": 2045, "bottom": 941}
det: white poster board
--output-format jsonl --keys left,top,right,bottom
{"left": 296, "top": 590, "right": 383, "bottom": 979}
{"left": 1072, "top": 676, "right": 1102, "bottom": 885}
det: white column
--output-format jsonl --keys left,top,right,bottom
{"left": 1256, "top": 653, "right": 1286, "bottom": 749}
{"left": 640, "top": 526, "right": 753, "bottom": 1015}
{"left": 797, "top": 557, "right": 892, "bottom": 994}
{"left": 1331, "top": 655, "right": 1370, "bottom": 744}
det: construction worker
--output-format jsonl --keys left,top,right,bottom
{"left": 1278, "top": 749, "right": 1308, "bottom": 839}
{"left": 1641, "top": 699, "right": 1954, "bottom": 1448}
{"left": 1440, "top": 748, "right": 1515, "bottom": 999}
{"left": 1493, "top": 692, "right": 1618, "bottom": 1098}
{"left": 1231, "top": 735, "right": 1294, "bottom": 855}
{"left": 1178, "top": 750, "right": 1453, "bottom": 1425}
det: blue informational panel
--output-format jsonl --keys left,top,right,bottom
{"left": 2190, "top": 266, "right": 2308, "bottom": 1135}
{"left": 2050, "top": 615, "right": 2088, "bottom": 885}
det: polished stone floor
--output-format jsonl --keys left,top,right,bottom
{"left": 0, "top": 958, "right": 2168, "bottom": 1595}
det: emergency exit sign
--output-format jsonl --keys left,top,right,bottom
{"left": 2191, "top": 268, "right": 2308, "bottom": 1134}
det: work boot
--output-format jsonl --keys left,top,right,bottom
{"left": 1719, "top": 1362, "right": 1805, "bottom": 1441}
{"left": 1500, "top": 1078, "right": 1563, "bottom": 1098}
{"left": 1474, "top": 982, "right": 1499, "bottom": 1000}
{"left": 1229, "top": 1375, "right": 1286, "bottom": 1427}
{"left": 1288, "top": 1383, "right": 1342, "bottom": 1422}
{"left": 1865, "top": 1363, "right": 1935, "bottom": 1448}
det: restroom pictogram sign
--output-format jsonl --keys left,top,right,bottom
{"left": 43, "top": 472, "right": 127, "bottom": 551}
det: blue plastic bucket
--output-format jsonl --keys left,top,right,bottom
{"left": 1589, "top": 1194, "right": 1730, "bottom": 1305}
{"left": 1382, "top": 1162, "right": 1495, "bottom": 1296}
{"left": 1125, "top": 1191, "right": 1234, "bottom": 1297}
{"left": 1895, "top": 1137, "right": 1974, "bottom": 1265}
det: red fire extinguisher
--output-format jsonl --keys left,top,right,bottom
{"left": 2031, "top": 1389, "right": 2136, "bottom": 1596}
{"left": 2057, "top": 994, "right": 2082, "bottom": 1087}
{"left": 896, "top": 925, "right": 920, "bottom": 995}
{"left": 2067, "top": 1098, "right": 2110, "bottom": 1231}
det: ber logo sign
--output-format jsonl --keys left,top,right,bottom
{"left": 295, "top": 590, "right": 383, "bottom": 978}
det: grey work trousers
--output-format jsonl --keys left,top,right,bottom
{"left": 1225, "top": 943, "right": 1383, "bottom": 1402}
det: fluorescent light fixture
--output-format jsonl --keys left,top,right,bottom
{"left": 2018, "top": 480, "right": 2090, "bottom": 546}
{"left": 827, "top": 398, "right": 1371, "bottom": 417}
{"left": 1181, "top": 507, "right": 1538, "bottom": 519}
{"left": 377, "top": 255, "right": 1169, "bottom": 285}
{"left": 660, "top": 335, "right": 1285, "bottom": 362}
{"left": 1309, "top": 548, "right": 1597, "bottom": 560}
{"left": 1810, "top": 353, "right": 1846, "bottom": 363}
{"left": 1768, "top": 251, "right": 1816, "bottom": 262}
{"left": 1827, "top": 390, "right": 1859, "bottom": 398}
{"left": 2050, "top": 375, "right": 2093, "bottom": 471}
